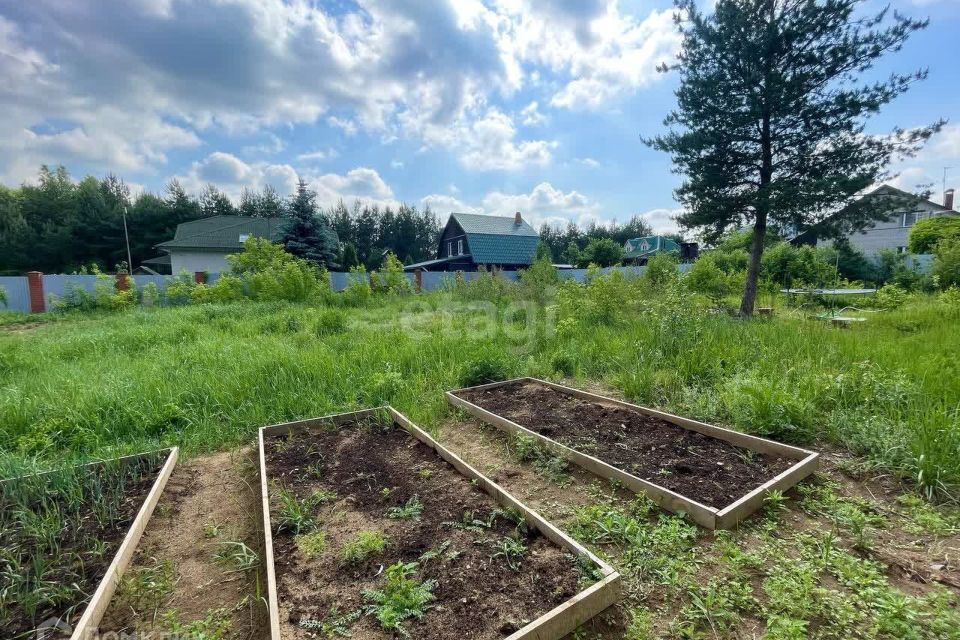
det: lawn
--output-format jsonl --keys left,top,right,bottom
{"left": 1, "top": 277, "right": 958, "bottom": 638}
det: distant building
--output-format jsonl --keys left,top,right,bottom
{"left": 150, "top": 216, "right": 284, "bottom": 274}
{"left": 622, "top": 235, "right": 681, "bottom": 264}
{"left": 795, "top": 185, "right": 959, "bottom": 256}
{"left": 404, "top": 212, "right": 540, "bottom": 272}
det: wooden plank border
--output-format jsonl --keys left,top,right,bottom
{"left": 447, "top": 377, "right": 819, "bottom": 529}
{"left": 258, "top": 407, "right": 620, "bottom": 640}
{"left": 71, "top": 447, "right": 179, "bottom": 640}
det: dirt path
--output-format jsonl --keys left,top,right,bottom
{"left": 97, "top": 447, "right": 267, "bottom": 640}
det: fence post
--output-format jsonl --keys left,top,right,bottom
{"left": 194, "top": 271, "right": 207, "bottom": 284}
{"left": 26, "top": 271, "right": 45, "bottom": 313}
{"left": 115, "top": 273, "right": 130, "bottom": 291}
{"left": 414, "top": 269, "right": 423, "bottom": 292}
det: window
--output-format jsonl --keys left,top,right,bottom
{"left": 457, "top": 239, "right": 464, "bottom": 255}
{"left": 447, "top": 241, "right": 453, "bottom": 257}
{"left": 901, "top": 212, "right": 917, "bottom": 227}
{"left": 239, "top": 234, "right": 250, "bottom": 243}
{"left": 897, "top": 246, "right": 907, "bottom": 254}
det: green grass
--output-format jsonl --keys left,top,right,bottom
{"left": 0, "top": 283, "right": 958, "bottom": 500}
{"left": 340, "top": 530, "right": 388, "bottom": 564}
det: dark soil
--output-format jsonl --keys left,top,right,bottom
{"left": 457, "top": 381, "right": 794, "bottom": 509}
{"left": 264, "top": 417, "right": 585, "bottom": 640}
{"left": 0, "top": 452, "right": 166, "bottom": 638}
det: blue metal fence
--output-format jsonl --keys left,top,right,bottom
{"left": 0, "top": 277, "right": 31, "bottom": 313}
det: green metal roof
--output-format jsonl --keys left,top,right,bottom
{"left": 447, "top": 213, "right": 540, "bottom": 265}
{"left": 623, "top": 235, "right": 680, "bottom": 259}
{"left": 157, "top": 216, "right": 284, "bottom": 250}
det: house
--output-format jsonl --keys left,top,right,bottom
{"left": 623, "top": 235, "right": 681, "bottom": 264}
{"left": 797, "top": 185, "right": 959, "bottom": 256}
{"left": 404, "top": 212, "right": 540, "bottom": 272}
{"left": 151, "top": 216, "right": 284, "bottom": 274}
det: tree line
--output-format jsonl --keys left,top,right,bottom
{"left": 0, "top": 165, "right": 668, "bottom": 275}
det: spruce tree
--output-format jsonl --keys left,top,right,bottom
{"left": 281, "top": 178, "right": 340, "bottom": 268}
{"left": 649, "top": 0, "right": 943, "bottom": 315}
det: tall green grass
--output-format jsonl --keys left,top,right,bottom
{"left": 0, "top": 286, "right": 957, "bottom": 498}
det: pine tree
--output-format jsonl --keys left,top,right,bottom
{"left": 281, "top": 178, "right": 340, "bottom": 268}
{"left": 649, "top": 0, "right": 942, "bottom": 315}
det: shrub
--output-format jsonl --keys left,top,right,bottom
{"left": 343, "top": 267, "right": 372, "bottom": 306}
{"left": 686, "top": 254, "right": 732, "bottom": 303}
{"left": 909, "top": 216, "right": 960, "bottom": 254}
{"left": 315, "top": 308, "right": 347, "bottom": 336}
{"left": 0, "top": 286, "right": 6, "bottom": 308}
{"left": 933, "top": 238, "right": 960, "bottom": 288}
{"left": 873, "top": 284, "right": 908, "bottom": 310}
{"left": 550, "top": 349, "right": 577, "bottom": 377}
{"left": 207, "top": 273, "right": 245, "bottom": 302}
{"left": 165, "top": 271, "right": 197, "bottom": 306}
{"left": 141, "top": 282, "right": 160, "bottom": 307}
{"left": 644, "top": 253, "right": 679, "bottom": 287}
{"left": 372, "top": 253, "right": 412, "bottom": 295}
{"left": 517, "top": 258, "right": 558, "bottom": 303}
{"left": 460, "top": 352, "right": 512, "bottom": 387}
{"left": 452, "top": 267, "right": 517, "bottom": 304}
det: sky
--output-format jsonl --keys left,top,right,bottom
{"left": 1, "top": 0, "right": 958, "bottom": 235}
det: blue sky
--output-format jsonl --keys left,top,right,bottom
{"left": 1, "top": 0, "right": 958, "bottom": 234}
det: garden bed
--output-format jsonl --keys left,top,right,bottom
{"left": 0, "top": 447, "right": 178, "bottom": 639}
{"left": 259, "top": 407, "right": 619, "bottom": 640}
{"left": 448, "top": 379, "right": 818, "bottom": 529}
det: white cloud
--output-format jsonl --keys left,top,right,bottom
{"left": 0, "top": 0, "right": 678, "bottom": 179}
{"left": 637, "top": 207, "right": 682, "bottom": 235}
{"left": 391, "top": 159, "right": 405, "bottom": 169}
{"left": 885, "top": 124, "right": 960, "bottom": 197}
{"left": 421, "top": 193, "right": 483, "bottom": 215}
{"left": 297, "top": 148, "right": 338, "bottom": 163}
{"left": 577, "top": 157, "right": 600, "bottom": 168}
{"left": 520, "top": 100, "right": 547, "bottom": 126}
{"left": 174, "top": 152, "right": 397, "bottom": 209}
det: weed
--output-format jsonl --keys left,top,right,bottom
{"left": 163, "top": 607, "right": 232, "bottom": 640}
{"left": 341, "top": 531, "right": 388, "bottom": 564}
{"left": 117, "top": 558, "right": 175, "bottom": 614}
{"left": 214, "top": 541, "right": 259, "bottom": 573}
{"left": 491, "top": 536, "right": 527, "bottom": 571}
{"left": 295, "top": 531, "right": 328, "bottom": 559}
{"left": 418, "top": 540, "right": 451, "bottom": 564}
{"left": 203, "top": 522, "right": 224, "bottom": 539}
{"left": 387, "top": 495, "right": 423, "bottom": 520}
{"left": 362, "top": 561, "right": 436, "bottom": 638}
{"left": 510, "top": 433, "right": 571, "bottom": 485}
{"left": 274, "top": 487, "right": 321, "bottom": 535}
{"left": 300, "top": 607, "right": 363, "bottom": 637}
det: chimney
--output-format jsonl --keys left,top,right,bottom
{"left": 514, "top": 211, "right": 522, "bottom": 225}
{"left": 946, "top": 188, "right": 955, "bottom": 211}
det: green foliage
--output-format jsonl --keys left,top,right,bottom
{"left": 644, "top": 252, "right": 679, "bottom": 287}
{"left": 362, "top": 561, "right": 436, "bottom": 638}
{"left": 510, "top": 433, "right": 571, "bottom": 485}
{"left": 343, "top": 266, "right": 372, "bottom": 306}
{"left": 387, "top": 495, "right": 423, "bottom": 520}
{"left": 933, "top": 238, "right": 960, "bottom": 288}
{"left": 460, "top": 351, "right": 512, "bottom": 387}
{"left": 491, "top": 535, "right": 527, "bottom": 571}
{"left": 518, "top": 257, "right": 559, "bottom": 303}
{"left": 117, "top": 558, "right": 175, "bottom": 614}
{"left": 163, "top": 608, "right": 232, "bottom": 640}
{"left": 314, "top": 308, "right": 347, "bottom": 336}
{"left": 686, "top": 253, "right": 734, "bottom": 303}
{"left": 213, "top": 541, "right": 259, "bottom": 572}
{"left": 299, "top": 607, "right": 363, "bottom": 637}
{"left": 281, "top": 178, "right": 339, "bottom": 268}
{"left": 295, "top": 531, "right": 327, "bottom": 559}
{"left": 341, "top": 530, "right": 388, "bottom": 564}
{"left": 649, "top": 0, "right": 938, "bottom": 314}
{"left": 909, "top": 216, "right": 960, "bottom": 254}
{"left": 721, "top": 373, "right": 815, "bottom": 443}
{"left": 274, "top": 488, "right": 321, "bottom": 535}
{"left": 577, "top": 237, "right": 624, "bottom": 267}
{"left": 873, "top": 284, "right": 908, "bottom": 310}
{"left": 372, "top": 252, "right": 413, "bottom": 295}
{"left": 0, "top": 286, "right": 6, "bottom": 307}
{"left": 534, "top": 241, "right": 553, "bottom": 263}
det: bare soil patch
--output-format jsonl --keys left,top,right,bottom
{"left": 457, "top": 380, "right": 793, "bottom": 509}
{"left": 98, "top": 448, "right": 266, "bottom": 640}
{"left": 263, "top": 417, "right": 585, "bottom": 640}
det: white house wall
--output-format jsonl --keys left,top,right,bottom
{"left": 826, "top": 201, "right": 955, "bottom": 256}
{"left": 170, "top": 250, "right": 233, "bottom": 275}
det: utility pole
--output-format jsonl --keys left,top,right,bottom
{"left": 944, "top": 167, "right": 952, "bottom": 203}
{"left": 122, "top": 206, "right": 134, "bottom": 273}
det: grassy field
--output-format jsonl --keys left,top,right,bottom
{"left": 1, "top": 282, "right": 958, "bottom": 497}
{"left": 1, "top": 276, "right": 959, "bottom": 638}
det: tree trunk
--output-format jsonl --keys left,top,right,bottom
{"left": 739, "top": 212, "right": 767, "bottom": 316}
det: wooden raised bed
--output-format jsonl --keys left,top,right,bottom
{"left": 0, "top": 447, "right": 178, "bottom": 640}
{"left": 258, "top": 407, "right": 620, "bottom": 640}
{"left": 447, "top": 378, "right": 818, "bottom": 530}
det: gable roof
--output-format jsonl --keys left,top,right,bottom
{"left": 157, "top": 216, "right": 284, "bottom": 250}
{"left": 445, "top": 212, "right": 540, "bottom": 264}
{"left": 624, "top": 235, "right": 680, "bottom": 259}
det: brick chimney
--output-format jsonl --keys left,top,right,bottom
{"left": 946, "top": 188, "right": 955, "bottom": 211}
{"left": 514, "top": 211, "right": 522, "bottom": 225}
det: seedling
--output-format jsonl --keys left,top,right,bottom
{"left": 163, "top": 607, "right": 232, "bottom": 640}
{"left": 275, "top": 488, "right": 320, "bottom": 534}
{"left": 204, "top": 522, "right": 224, "bottom": 539}
{"left": 300, "top": 607, "right": 363, "bottom": 637}
{"left": 491, "top": 536, "right": 527, "bottom": 571}
{"left": 387, "top": 495, "right": 423, "bottom": 520}
{"left": 418, "top": 540, "right": 452, "bottom": 563}
{"left": 117, "top": 558, "right": 175, "bottom": 614}
{"left": 340, "top": 530, "right": 388, "bottom": 564}
{"left": 362, "top": 561, "right": 436, "bottom": 638}
{"left": 296, "top": 531, "right": 328, "bottom": 559}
